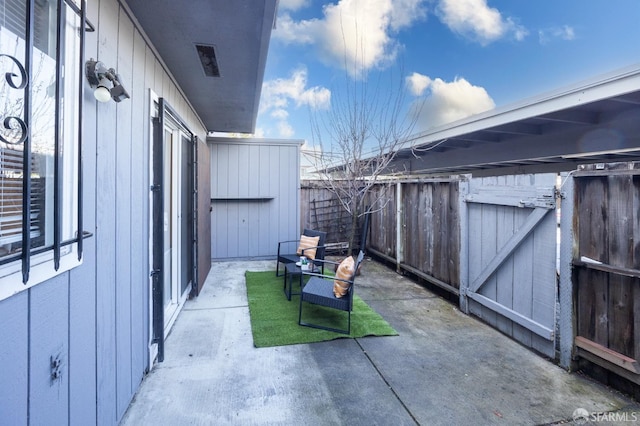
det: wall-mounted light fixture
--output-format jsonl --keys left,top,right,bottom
{"left": 85, "top": 59, "right": 130, "bottom": 103}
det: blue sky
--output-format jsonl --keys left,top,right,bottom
{"left": 254, "top": 0, "right": 640, "bottom": 156}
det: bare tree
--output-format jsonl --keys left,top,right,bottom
{"left": 307, "top": 38, "right": 423, "bottom": 255}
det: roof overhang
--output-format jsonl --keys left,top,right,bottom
{"left": 387, "top": 64, "right": 640, "bottom": 177}
{"left": 125, "top": 0, "right": 278, "bottom": 133}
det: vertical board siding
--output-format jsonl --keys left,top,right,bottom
{"left": 69, "top": 243, "right": 98, "bottom": 426}
{"left": 129, "top": 28, "right": 148, "bottom": 388}
{"left": 28, "top": 275, "right": 70, "bottom": 425}
{"left": 209, "top": 140, "right": 301, "bottom": 259}
{"left": 0, "top": 0, "right": 210, "bottom": 424}
{"left": 115, "top": 8, "right": 134, "bottom": 419}
{"left": 257, "top": 145, "right": 272, "bottom": 255}
{"left": 95, "top": 0, "right": 120, "bottom": 422}
{"left": 67, "top": 1, "right": 100, "bottom": 422}
{"left": 0, "top": 292, "right": 28, "bottom": 424}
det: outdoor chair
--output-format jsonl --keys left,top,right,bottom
{"left": 276, "top": 229, "right": 327, "bottom": 277}
{"left": 298, "top": 250, "right": 365, "bottom": 335}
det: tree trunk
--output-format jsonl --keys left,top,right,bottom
{"left": 347, "top": 211, "right": 358, "bottom": 257}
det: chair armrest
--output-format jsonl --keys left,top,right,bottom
{"left": 300, "top": 244, "right": 329, "bottom": 257}
{"left": 278, "top": 239, "right": 301, "bottom": 245}
{"left": 277, "top": 239, "right": 301, "bottom": 256}
{"left": 303, "top": 256, "right": 341, "bottom": 266}
{"left": 302, "top": 270, "right": 354, "bottom": 285}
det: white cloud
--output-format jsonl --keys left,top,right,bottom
{"left": 538, "top": 25, "right": 576, "bottom": 45}
{"left": 271, "top": 108, "right": 289, "bottom": 120}
{"left": 389, "top": 0, "right": 429, "bottom": 31}
{"left": 259, "top": 67, "right": 331, "bottom": 138}
{"left": 278, "top": 121, "right": 295, "bottom": 138}
{"left": 260, "top": 67, "right": 331, "bottom": 114}
{"left": 273, "top": 13, "right": 317, "bottom": 45}
{"left": 278, "top": 0, "right": 310, "bottom": 11}
{"left": 409, "top": 73, "right": 495, "bottom": 130}
{"left": 436, "top": 0, "right": 528, "bottom": 45}
{"left": 273, "top": 0, "right": 427, "bottom": 77}
{"left": 406, "top": 72, "right": 432, "bottom": 96}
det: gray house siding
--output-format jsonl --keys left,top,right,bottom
{"left": 0, "top": 0, "right": 209, "bottom": 424}
{"left": 209, "top": 138, "right": 302, "bottom": 260}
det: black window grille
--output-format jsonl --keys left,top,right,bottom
{"left": 0, "top": 0, "right": 93, "bottom": 283}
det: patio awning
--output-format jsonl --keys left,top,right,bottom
{"left": 388, "top": 64, "right": 640, "bottom": 177}
{"left": 125, "top": 0, "right": 278, "bottom": 134}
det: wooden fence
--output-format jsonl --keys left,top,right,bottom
{"left": 300, "top": 178, "right": 462, "bottom": 294}
{"left": 300, "top": 180, "right": 353, "bottom": 249}
{"left": 573, "top": 163, "right": 640, "bottom": 391}
{"left": 301, "top": 165, "right": 640, "bottom": 396}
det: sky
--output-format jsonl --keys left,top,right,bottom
{"left": 253, "top": 0, "right": 640, "bottom": 162}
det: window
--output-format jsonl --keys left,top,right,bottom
{"left": 0, "top": 0, "right": 87, "bottom": 299}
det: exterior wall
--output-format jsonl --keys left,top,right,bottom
{"left": 209, "top": 138, "right": 302, "bottom": 260}
{"left": 0, "top": 0, "right": 209, "bottom": 424}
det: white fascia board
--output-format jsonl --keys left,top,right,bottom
{"left": 399, "top": 63, "right": 640, "bottom": 151}
{"left": 206, "top": 136, "right": 304, "bottom": 146}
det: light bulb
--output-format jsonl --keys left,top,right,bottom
{"left": 94, "top": 85, "right": 111, "bottom": 102}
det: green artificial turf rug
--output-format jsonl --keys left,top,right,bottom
{"left": 245, "top": 270, "right": 398, "bottom": 348}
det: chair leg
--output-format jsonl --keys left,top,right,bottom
{"left": 298, "top": 295, "right": 304, "bottom": 325}
{"left": 283, "top": 272, "right": 289, "bottom": 300}
{"left": 298, "top": 299, "right": 351, "bottom": 335}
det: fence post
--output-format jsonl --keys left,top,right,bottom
{"left": 558, "top": 172, "right": 575, "bottom": 369}
{"left": 458, "top": 177, "right": 469, "bottom": 314}
{"left": 396, "top": 181, "right": 403, "bottom": 273}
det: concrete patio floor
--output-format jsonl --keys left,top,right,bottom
{"left": 120, "top": 257, "right": 640, "bottom": 425}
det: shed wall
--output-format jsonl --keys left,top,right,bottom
{"left": 0, "top": 0, "right": 208, "bottom": 424}
{"left": 209, "top": 138, "right": 302, "bottom": 259}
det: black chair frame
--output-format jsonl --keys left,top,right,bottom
{"left": 276, "top": 229, "right": 327, "bottom": 277}
{"left": 298, "top": 251, "right": 364, "bottom": 335}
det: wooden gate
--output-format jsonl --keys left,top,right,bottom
{"left": 460, "top": 174, "right": 558, "bottom": 358}
{"left": 573, "top": 163, "right": 640, "bottom": 386}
